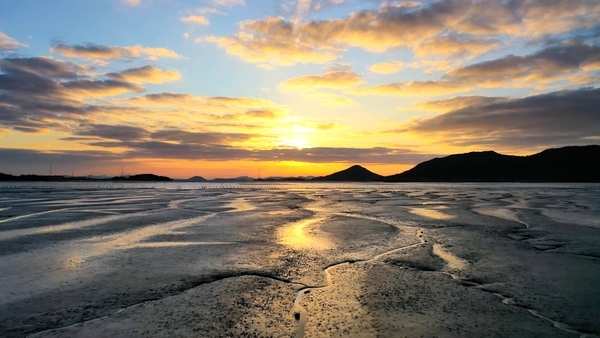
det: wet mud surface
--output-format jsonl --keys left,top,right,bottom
{"left": 0, "top": 183, "right": 599, "bottom": 337}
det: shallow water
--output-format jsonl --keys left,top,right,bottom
{"left": 1, "top": 183, "right": 599, "bottom": 337}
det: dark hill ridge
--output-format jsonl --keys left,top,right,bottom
{"left": 111, "top": 174, "right": 172, "bottom": 181}
{"left": 385, "top": 145, "right": 600, "bottom": 182}
{"left": 186, "top": 176, "right": 207, "bottom": 182}
{"left": 314, "top": 165, "right": 384, "bottom": 181}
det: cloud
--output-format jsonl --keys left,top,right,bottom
{"left": 74, "top": 124, "right": 150, "bottom": 141}
{"left": 325, "top": 62, "right": 353, "bottom": 72}
{"left": 117, "top": 92, "right": 286, "bottom": 128}
{"left": 181, "top": 15, "right": 210, "bottom": 25}
{"left": 413, "top": 35, "right": 500, "bottom": 59}
{"left": 51, "top": 43, "right": 182, "bottom": 61}
{"left": 204, "top": 0, "right": 523, "bottom": 66}
{"left": 126, "top": 93, "right": 283, "bottom": 111}
{"left": 204, "top": 4, "right": 460, "bottom": 65}
{"left": 518, "top": 0, "right": 600, "bottom": 37}
{"left": 401, "top": 87, "right": 600, "bottom": 148}
{"left": 0, "top": 32, "right": 27, "bottom": 51}
{"left": 84, "top": 141, "right": 436, "bottom": 164}
{"left": 204, "top": 0, "right": 600, "bottom": 68}
{"left": 106, "top": 66, "right": 181, "bottom": 84}
{"left": 0, "top": 56, "right": 155, "bottom": 132}
{"left": 350, "top": 81, "right": 470, "bottom": 96}
{"left": 0, "top": 56, "right": 90, "bottom": 79}
{"left": 151, "top": 129, "right": 258, "bottom": 145}
{"left": 62, "top": 79, "right": 144, "bottom": 98}
{"left": 212, "top": 0, "right": 245, "bottom": 7}
{"left": 0, "top": 148, "right": 124, "bottom": 174}
{"left": 279, "top": 71, "right": 364, "bottom": 90}
{"left": 358, "top": 42, "right": 600, "bottom": 96}
{"left": 414, "top": 96, "right": 509, "bottom": 112}
{"left": 369, "top": 61, "right": 403, "bottom": 74}
{"left": 443, "top": 43, "right": 600, "bottom": 87}
{"left": 202, "top": 16, "right": 339, "bottom": 67}
{"left": 123, "top": 0, "right": 141, "bottom": 5}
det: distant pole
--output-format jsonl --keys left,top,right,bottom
{"left": 258, "top": 168, "right": 261, "bottom": 179}
{"left": 121, "top": 166, "right": 124, "bottom": 177}
{"left": 49, "top": 164, "right": 52, "bottom": 176}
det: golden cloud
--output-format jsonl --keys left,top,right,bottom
{"left": 202, "top": 34, "right": 337, "bottom": 67}
{"left": 279, "top": 71, "right": 364, "bottom": 90}
{"left": 350, "top": 81, "right": 470, "bottom": 96}
{"left": 414, "top": 96, "right": 510, "bottom": 112}
{"left": 181, "top": 15, "right": 210, "bottom": 25}
{"left": 369, "top": 61, "right": 403, "bottom": 74}
{"left": 443, "top": 43, "right": 600, "bottom": 88}
{"left": 520, "top": 0, "right": 600, "bottom": 37}
{"left": 414, "top": 35, "right": 500, "bottom": 59}
{"left": 107, "top": 66, "right": 181, "bottom": 84}
{"left": 302, "top": 92, "right": 358, "bottom": 106}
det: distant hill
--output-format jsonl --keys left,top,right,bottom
{"left": 0, "top": 173, "right": 82, "bottom": 181}
{"left": 212, "top": 176, "right": 254, "bottom": 182}
{"left": 314, "top": 165, "right": 384, "bottom": 182}
{"left": 111, "top": 174, "right": 172, "bottom": 181}
{"left": 386, "top": 145, "right": 600, "bottom": 182}
{"left": 0, "top": 173, "right": 171, "bottom": 182}
{"left": 186, "top": 176, "right": 207, "bottom": 182}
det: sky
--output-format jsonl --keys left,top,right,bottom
{"left": 0, "top": 0, "right": 599, "bottom": 179}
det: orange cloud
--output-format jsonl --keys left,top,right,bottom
{"left": 107, "top": 66, "right": 181, "bottom": 84}
{"left": 279, "top": 71, "right": 364, "bottom": 90}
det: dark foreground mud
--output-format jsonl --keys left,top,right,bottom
{"left": 0, "top": 183, "right": 599, "bottom": 337}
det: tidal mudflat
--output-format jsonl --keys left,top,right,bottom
{"left": 1, "top": 183, "right": 599, "bottom": 337}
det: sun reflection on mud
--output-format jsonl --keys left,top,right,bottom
{"left": 409, "top": 208, "right": 454, "bottom": 220}
{"left": 278, "top": 217, "right": 333, "bottom": 250}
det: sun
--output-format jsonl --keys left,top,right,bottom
{"left": 283, "top": 135, "right": 309, "bottom": 149}
{"left": 277, "top": 124, "right": 312, "bottom": 149}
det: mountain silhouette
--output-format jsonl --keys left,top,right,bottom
{"left": 386, "top": 145, "right": 600, "bottom": 182}
{"left": 186, "top": 176, "right": 207, "bottom": 182}
{"left": 314, "top": 165, "right": 384, "bottom": 181}
{"left": 111, "top": 174, "right": 172, "bottom": 181}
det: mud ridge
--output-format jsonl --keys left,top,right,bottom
{"left": 26, "top": 271, "right": 306, "bottom": 338}
{"left": 441, "top": 272, "right": 598, "bottom": 337}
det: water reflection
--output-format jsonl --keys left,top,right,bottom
{"left": 432, "top": 244, "right": 468, "bottom": 270}
{"left": 278, "top": 217, "right": 332, "bottom": 250}
{"left": 409, "top": 208, "right": 454, "bottom": 220}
